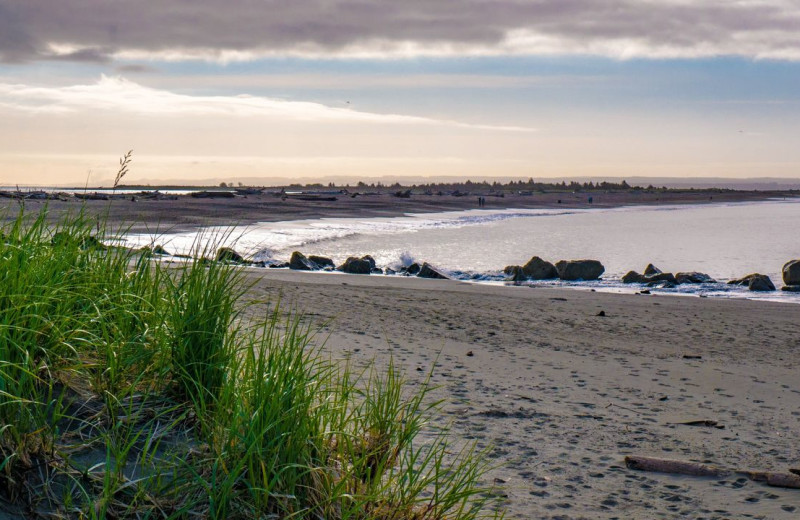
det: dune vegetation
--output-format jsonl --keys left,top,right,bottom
{"left": 0, "top": 205, "right": 502, "bottom": 519}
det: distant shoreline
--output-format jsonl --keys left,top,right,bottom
{"left": 2, "top": 187, "right": 797, "bottom": 234}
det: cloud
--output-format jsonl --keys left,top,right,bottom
{"left": 0, "top": 1, "right": 799, "bottom": 63}
{"left": 0, "top": 75, "right": 533, "bottom": 131}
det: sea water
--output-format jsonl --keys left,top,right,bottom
{"left": 124, "top": 199, "right": 800, "bottom": 303}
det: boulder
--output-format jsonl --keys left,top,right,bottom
{"left": 403, "top": 263, "right": 421, "bottom": 276}
{"left": 308, "top": 255, "right": 335, "bottom": 270}
{"left": 522, "top": 256, "right": 558, "bottom": 279}
{"left": 781, "top": 285, "right": 800, "bottom": 292}
{"left": 675, "top": 272, "right": 716, "bottom": 284}
{"left": 644, "top": 263, "right": 662, "bottom": 275}
{"left": 268, "top": 261, "right": 290, "bottom": 268}
{"left": 152, "top": 244, "right": 170, "bottom": 256}
{"left": 728, "top": 273, "right": 775, "bottom": 292}
{"left": 216, "top": 247, "right": 247, "bottom": 264}
{"left": 362, "top": 255, "right": 377, "bottom": 270}
{"left": 505, "top": 265, "right": 529, "bottom": 282}
{"left": 782, "top": 259, "right": 800, "bottom": 285}
{"left": 555, "top": 259, "right": 605, "bottom": 281}
{"left": 339, "top": 256, "right": 372, "bottom": 274}
{"left": 622, "top": 271, "right": 647, "bottom": 284}
{"left": 289, "top": 251, "right": 318, "bottom": 270}
{"left": 646, "top": 272, "right": 678, "bottom": 285}
{"left": 417, "top": 262, "right": 449, "bottom": 279}
{"left": 748, "top": 275, "right": 776, "bottom": 292}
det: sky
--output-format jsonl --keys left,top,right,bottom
{"left": 1, "top": 0, "right": 800, "bottom": 186}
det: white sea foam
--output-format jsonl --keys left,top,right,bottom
{"left": 124, "top": 200, "right": 800, "bottom": 303}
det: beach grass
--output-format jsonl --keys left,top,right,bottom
{"left": 0, "top": 205, "right": 502, "bottom": 519}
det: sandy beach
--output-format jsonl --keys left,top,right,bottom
{"left": 4, "top": 191, "right": 799, "bottom": 518}
{"left": 242, "top": 269, "right": 800, "bottom": 519}
{"left": 4, "top": 189, "right": 794, "bottom": 234}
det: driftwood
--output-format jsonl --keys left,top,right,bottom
{"left": 744, "top": 471, "right": 800, "bottom": 489}
{"left": 626, "top": 455, "right": 800, "bottom": 490}
{"left": 671, "top": 419, "right": 725, "bottom": 429}
{"left": 624, "top": 456, "right": 725, "bottom": 477}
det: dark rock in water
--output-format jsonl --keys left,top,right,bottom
{"left": 749, "top": 275, "right": 776, "bottom": 292}
{"left": 371, "top": 267, "right": 384, "bottom": 274}
{"left": 646, "top": 272, "right": 678, "bottom": 285}
{"left": 216, "top": 247, "right": 247, "bottom": 264}
{"left": 522, "top": 256, "right": 558, "bottom": 279}
{"left": 783, "top": 259, "right": 800, "bottom": 285}
{"left": 503, "top": 265, "right": 519, "bottom": 276}
{"left": 505, "top": 265, "right": 528, "bottom": 282}
{"left": 644, "top": 263, "right": 662, "bottom": 275}
{"left": 647, "top": 280, "right": 677, "bottom": 289}
{"left": 555, "top": 259, "right": 605, "bottom": 281}
{"left": 781, "top": 285, "right": 800, "bottom": 292}
{"left": 404, "top": 263, "right": 421, "bottom": 276}
{"left": 417, "top": 262, "right": 449, "bottom": 279}
{"left": 676, "top": 272, "right": 716, "bottom": 284}
{"left": 363, "top": 255, "right": 377, "bottom": 270}
{"left": 141, "top": 244, "right": 171, "bottom": 257}
{"left": 308, "top": 255, "right": 334, "bottom": 269}
{"left": 729, "top": 273, "right": 775, "bottom": 292}
{"left": 289, "top": 251, "right": 318, "bottom": 270}
{"left": 384, "top": 267, "right": 397, "bottom": 275}
{"left": 622, "top": 271, "right": 646, "bottom": 284}
{"left": 339, "top": 256, "right": 372, "bottom": 274}
{"left": 52, "top": 232, "right": 104, "bottom": 250}
{"left": 268, "top": 261, "right": 289, "bottom": 268}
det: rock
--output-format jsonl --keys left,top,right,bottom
{"left": 216, "top": 247, "right": 247, "bottom": 264}
{"left": 289, "top": 251, "right": 318, "bottom": 270}
{"left": 729, "top": 273, "right": 775, "bottom": 292}
{"left": 308, "top": 255, "right": 335, "bottom": 270}
{"left": 384, "top": 267, "right": 396, "bottom": 275}
{"left": 648, "top": 280, "right": 677, "bottom": 289}
{"left": 404, "top": 263, "right": 421, "bottom": 276}
{"left": 417, "top": 262, "right": 449, "bottom": 279}
{"left": 371, "top": 267, "right": 384, "bottom": 274}
{"left": 362, "top": 255, "right": 377, "bottom": 270}
{"left": 749, "top": 275, "right": 775, "bottom": 292}
{"left": 522, "top": 256, "right": 558, "bottom": 279}
{"left": 503, "top": 265, "right": 519, "bottom": 276}
{"left": 596, "top": 310, "right": 606, "bottom": 317}
{"left": 646, "top": 272, "right": 678, "bottom": 285}
{"left": 644, "top": 263, "right": 662, "bottom": 275}
{"left": 675, "top": 272, "right": 716, "bottom": 284}
{"left": 555, "top": 259, "right": 605, "bottom": 281}
{"left": 622, "top": 271, "right": 646, "bottom": 283}
{"left": 783, "top": 260, "right": 800, "bottom": 285}
{"left": 505, "top": 265, "right": 528, "bottom": 282}
{"left": 268, "top": 261, "right": 290, "bottom": 268}
{"left": 339, "top": 256, "right": 372, "bottom": 274}
{"left": 782, "top": 285, "right": 800, "bottom": 292}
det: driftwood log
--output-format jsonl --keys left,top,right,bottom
{"left": 625, "top": 456, "right": 800, "bottom": 490}
{"left": 624, "top": 456, "right": 725, "bottom": 477}
{"left": 744, "top": 471, "right": 800, "bottom": 489}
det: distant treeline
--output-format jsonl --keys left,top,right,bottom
{"left": 282, "top": 178, "right": 733, "bottom": 193}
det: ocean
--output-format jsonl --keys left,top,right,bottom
{"left": 124, "top": 199, "right": 800, "bottom": 303}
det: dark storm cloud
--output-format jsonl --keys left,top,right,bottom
{"left": 1, "top": 1, "right": 799, "bottom": 63}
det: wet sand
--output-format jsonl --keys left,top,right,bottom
{"left": 4, "top": 189, "right": 793, "bottom": 233}
{"left": 243, "top": 269, "right": 800, "bottom": 519}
